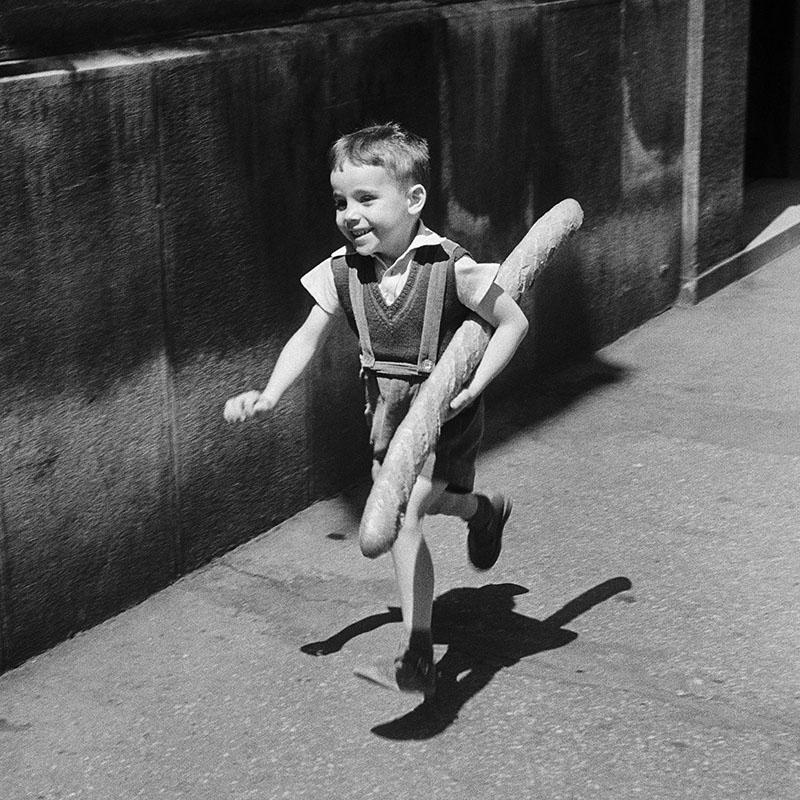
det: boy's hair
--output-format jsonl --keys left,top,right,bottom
{"left": 328, "top": 122, "right": 430, "bottom": 190}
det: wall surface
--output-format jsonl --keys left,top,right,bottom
{"left": 0, "top": 0, "right": 749, "bottom": 670}
{"left": 0, "top": 0, "right": 332, "bottom": 57}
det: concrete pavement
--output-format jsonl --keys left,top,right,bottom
{"left": 1, "top": 246, "right": 799, "bottom": 799}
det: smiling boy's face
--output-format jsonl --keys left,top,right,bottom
{"left": 330, "top": 160, "right": 426, "bottom": 264}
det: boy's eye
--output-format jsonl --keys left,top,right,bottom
{"left": 333, "top": 198, "right": 346, "bottom": 211}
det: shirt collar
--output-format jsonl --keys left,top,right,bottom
{"left": 332, "top": 221, "right": 444, "bottom": 267}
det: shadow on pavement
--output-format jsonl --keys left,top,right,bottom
{"left": 301, "top": 608, "right": 403, "bottom": 656}
{"left": 301, "top": 576, "right": 632, "bottom": 740}
{"left": 483, "top": 354, "right": 629, "bottom": 450}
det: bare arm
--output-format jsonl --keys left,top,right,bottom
{"left": 224, "top": 303, "right": 334, "bottom": 422}
{"left": 449, "top": 283, "right": 529, "bottom": 414}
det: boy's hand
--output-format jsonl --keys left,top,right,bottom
{"left": 223, "top": 390, "right": 274, "bottom": 422}
{"left": 449, "top": 387, "right": 476, "bottom": 418}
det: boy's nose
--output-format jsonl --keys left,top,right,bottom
{"left": 344, "top": 206, "right": 360, "bottom": 225}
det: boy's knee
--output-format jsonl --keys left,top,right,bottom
{"left": 426, "top": 492, "right": 447, "bottom": 516}
{"left": 407, "top": 476, "right": 446, "bottom": 520}
{"left": 425, "top": 497, "right": 440, "bottom": 517}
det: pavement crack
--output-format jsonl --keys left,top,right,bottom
{"left": 212, "top": 559, "right": 385, "bottom": 611}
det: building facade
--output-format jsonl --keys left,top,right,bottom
{"left": 0, "top": 1, "right": 756, "bottom": 669}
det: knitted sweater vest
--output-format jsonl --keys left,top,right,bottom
{"left": 331, "top": 241, "right": 470, "bottom": 373}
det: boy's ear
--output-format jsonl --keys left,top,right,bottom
{"left": 407, "top": 183, "right": 427, "bottom": 215}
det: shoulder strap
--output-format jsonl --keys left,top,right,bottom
{"left": 415, "top": 259, "right": 448, "bottom": 374}
{"left": 348, "top": 267, "right": 375, "bottom": 370}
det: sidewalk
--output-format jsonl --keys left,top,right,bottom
{"left": 2, "top": 242, "right": 798, "bottom": 798}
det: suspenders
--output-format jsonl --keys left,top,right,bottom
{"left": 348, "top": 257, "right": 449, "bottom": 378}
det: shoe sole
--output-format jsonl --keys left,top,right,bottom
{"left": 354, "top": 656, "right": 436, "bottom": 698}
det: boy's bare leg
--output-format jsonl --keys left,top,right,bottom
{"left": 391, "top": 472, "right": 444, "bottom": 637}
{"left": 429, "top": 489, "right": 479, "bottom": 520}
{"left": 389, "top": 472, "right": 445, "bottom": 694}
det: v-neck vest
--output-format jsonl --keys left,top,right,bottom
{"left": 331, "top": 241, "right": 470, "bottom": 371}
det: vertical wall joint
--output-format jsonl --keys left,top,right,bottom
{"left": 680, "top": 0, "right": 706, "bottom": 304}
{"left": 150, "top": 69, "right": 185, "bottom": 577}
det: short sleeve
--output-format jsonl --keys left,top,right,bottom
{"left": 300, "top": 257, "right": 342, "bottom": 315}
{"left": 453, "top": 254, "right": 500, "bottom": 313}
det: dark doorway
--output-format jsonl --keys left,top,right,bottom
{"left": 745, "top": 1, "right": 800, "bottom": 180}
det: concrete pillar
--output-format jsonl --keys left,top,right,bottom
{"left": 679, "top": 0, "right": 751, "bottom": 303}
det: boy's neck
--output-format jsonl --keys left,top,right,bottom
{"left": 377, "top": 218, "right": 422, "bottom": 265}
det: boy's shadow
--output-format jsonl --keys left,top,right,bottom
{"left": 301, "top": 576, "right": 632, "bottom": 740}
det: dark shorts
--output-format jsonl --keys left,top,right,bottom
{"left": 363, "top": 372, "right": 484, "bottom": 493}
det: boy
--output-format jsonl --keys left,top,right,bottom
{"left": 224, "top": 122, "right": 529, "bottom": 697}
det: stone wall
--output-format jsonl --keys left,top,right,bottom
{"left": 0, "top": 0, "right": 749, "bottom": 670}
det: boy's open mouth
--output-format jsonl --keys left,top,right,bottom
{"left": 351, "top": 227, "right": 373, "bottom": 240}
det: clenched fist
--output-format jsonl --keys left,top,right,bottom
{"left": 223, "top": 390, "right": 274, "bottom": 422}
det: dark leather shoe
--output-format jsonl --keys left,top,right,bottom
{"left": 467, "top": 493, "right": 512, "bottom": 571}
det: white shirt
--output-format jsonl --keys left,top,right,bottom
{"left": 301, "top": 222, "right": 499, "bottom": 315}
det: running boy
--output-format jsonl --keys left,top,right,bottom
{"left": 224, "top": 122, "right": 529, "bottom": 696}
